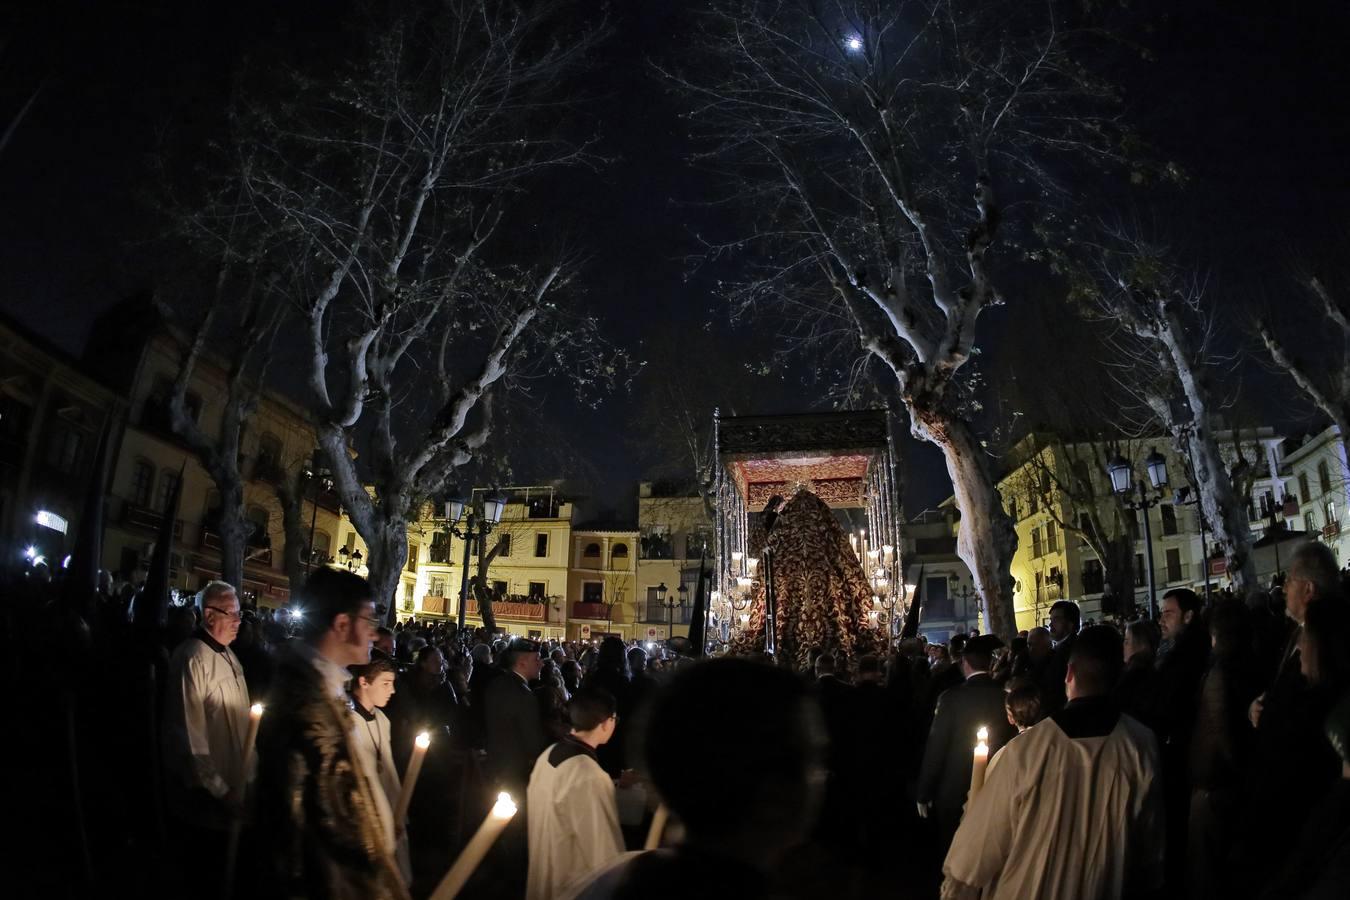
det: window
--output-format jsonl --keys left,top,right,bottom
{"left": 406, "top": 543, "right": 418, "bottom": 572}
{"left": 1319, "top": 460, "right": 1332, "bottom": 497}
{"left": 641, "top": 526, "right": 672, "bottom": 560}
{"left": 430, "top": 531, "right": 452, "bottom": 564}
{"left": 157, "top": 470, "right": 181, "bottom": 510}
{"left": 583, "top": 542, "right": 601, "bottom": 558}
{"left": 535, "top": 533, "right": 549, "bottom": 558}
{"left": 312, "top": 530, "right": 331, "bottom": 563}
{"left": 130, "top": 459, "right": 155, "bottom": 507}
{"left": 429, "top": 576, "right": 447, "bottom": 597}
{"left": 1165, "top": 548, "right": 1183, "bottom": 583}
{"left": 497, "top": 533, "right": 512, "bottom": 558}
{"left": 1299, "top": 472, "right": 1310, "bottom": 505}
{"left": 1031, "top": 527, "right": 1043, "bottom": 559}
{"left": 1078, "top": 512, "right": 1094, "bottom": 545}
{"left": 492, "top": 579, "right": 508, "bottom": 598}
{"left": 246, "top": 505, "right": 269, "bottom": 544}
{"left": 1082, "top": 559, "right": 1105, "bottom": 594}
{"left": 1328, "top": 501, "right": 1339, "bottom": 525}
{"left": 685, "top": 528, "right": 713, "bottom": 558}
{"left": 255, "top": 433, "right": 283, "bottom": 480}
{"left": 1008, "top": 497, "right": 1019, "bottom": 521}
{"left": 1029, "top": 491, "right": 1040, "bottom": 514}
{"left": 1136, "top": 553, "right": 1146, "bottom": 584}
{"left": 925, "top": 576, "right": 953, "bottom": 618}
{"left": 46, "top": 423, "right": 83, "bottom": 473}
{"left": 1308, "top": 508, "right": 1319, "bottom": 532}
{"left": 345, "top": 531, "right": 357, "bottom": 553}
{"left": 611, "top": 543, "right": 629, "bottom": 566}
{"left": 584, "top": 582, "right": 603, "bottom": 604}
{"left": 1046, "top": 521, "right": 1059, "bottom": 553}
{"left": 1160, "top": 504, "right": 1178, "bottom": 536}
{"left": 529, "top": 581, "right": 546, "bottom": 599}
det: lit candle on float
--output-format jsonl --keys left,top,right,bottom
{"left": 849, "top": 535, "right": 858, "bottom": 558}
{"left": 746, "top": 557, "right": 759, "bottom": 576}
{"left": 969, "top": 726, "right": 990, "bottom": 802}
{"left": 430, "top": 791, "right": 518, "bottom": 899}
{"left": 882, "top": 544, "right": 895, "bottom": 564}
{"left": 395, "top": 731, "right": 431, "bottom": 827}
{"left": 731, "top": 550, "right": 744, "bottom": 574}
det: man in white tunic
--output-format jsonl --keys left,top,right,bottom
{"left": 941, "top": 626, "right": 1164, "bottom": 900}
{"left": 527, "top": 686, "right": 626, "bottom": 900}
{"left": 349, "top": 655, "right": 413, "bottom": 887}
{"left": 164, "top": 581, "right": 252, "bottom": 828}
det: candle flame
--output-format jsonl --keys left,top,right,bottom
{"left": 977, "top": 726, "right": 989, "bottom": 742}
{"left": 250, "top": 703, "right": 264, "bottom": 718}
{"left": 492, "top": 791, "right": 518, "bottom": 819}
{"left": 976, "top": 741, "right": 989, "bottom": 754}
{"left": 415, "top": 731, "right": 431, "bottom": 749}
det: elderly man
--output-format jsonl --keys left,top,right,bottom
{"left": 162, "top": 581, "right": 252, "bottom": 895}
{"left": 254, "top": 567, "right": 407, "bottom": 900}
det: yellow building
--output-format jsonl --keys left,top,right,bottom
{"left": 633, "top": 481, "right": 713, "bottom": 641}
{"left": 86, "top": 298, "right": 360, "bottom": 606}
{"left": 408, "top": 486, "right": 571, "bottom": 639}
{"left": 567, "top": 525, "right": 639, "bottom": 640}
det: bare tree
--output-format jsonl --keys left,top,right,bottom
{"left": 1258, "top": 274, "right": 1350, "bottom": 465}
{"left": 222, "top": 1, "right": 626, "bottom": 617}
{"left": 667, "top": 0, "right": 1124, "bottom": 640}
{"left": 1071, "top": 232, "right": 1258, "bottom": 591}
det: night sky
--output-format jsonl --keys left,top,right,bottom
{"left": 3, "top": 1, "right": 1350, "bottom": 516}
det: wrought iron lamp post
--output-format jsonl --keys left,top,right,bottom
{"left": 444, "top": 491, "right": 507, "bottom": 631}
{"left": 303, "top": 464, "right": 333, "bottom": 574}
{"left": 1107, "top": 448, "right": 1169, "bottom": 619}
{"left": 656, "top": 581, "right": 690, "bottom": 638}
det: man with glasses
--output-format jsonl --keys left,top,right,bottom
{"left": 255, "top": 566, "right": 407, "bottom": 899}
{"left": 162, "top": 580, "right": 252, "bottom": 895}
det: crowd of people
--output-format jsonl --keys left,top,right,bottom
{"left": 12, "top": 539, "right": 1350, "bottom": 898}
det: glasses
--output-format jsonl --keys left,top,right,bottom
{"left": 205, "top": 606, "right": 243, "bottom": 621}
{"left": 359, "top": 615, "right": 381, "bottom": 629}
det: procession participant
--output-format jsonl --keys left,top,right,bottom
{"left": 162, "top": 581, "right": 251, "bottom": 895}
{"left": 254, "top": 567, "right": 407, "bottom": 900}
{"left": 349, "top": 655, "right": 411, "bottom": 887}
{"left": 917, "top": 635, "right": 1015, "bottom": 856}
{"left": 526, "top": 687, "right": 625, "bottom": 900}
{"left": 941, "top": 626, "right": 1163, "bottom": 900}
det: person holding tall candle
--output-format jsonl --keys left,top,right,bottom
{"left": 941, "top": 626, "right": 1163, "bottom": 900}
{"left": 917, "top": 635, "right": 1015, "bottom": 865}
{"left": 163, "top": 581, "right": 252, "bottom": 898}
{"left": 350, "top": 655, "right": 412, "bottom": 887}
{"left": 254, "top": 567, "right": 409, "bottom": 900}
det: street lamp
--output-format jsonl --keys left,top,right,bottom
{"left": 304, "top": 464, "right": 334, "bottom": 573}
{"left": 657, "top": 580, "right": 689, "bottom": 639}
{"left": 948, "top": 574, "right": 977, "bottom": 633}
{"left": 1107, "top": 448, "right": 1169, "bottom": 619}
{"left": 447, "top": 490, "right": 508, "bottom": 631}
{"left": 337, "top": 546, "right": 363, "bottom": 572}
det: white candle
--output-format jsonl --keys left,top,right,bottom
{"left": 882, "top": 544, "right": 895, "bottom": 562}
{"left": 850, "top": 535, "right": 858, "bottom": 557}
{"left": 746, "top": 557, "right": 759, "bottom": 576}
{"left": 969, "top": 726, "right": 990, "bottom": 801}
{"left": 430, "top": 792, "right": 518, "bottom": 899}
{"left": 645, "top": 803, "right": 670, "bottom": 850}
{"left": 395, "top": 732, "right": 431, "bottom": 827}
{"left": 225, "top": 704, "right": 264, "bottom": 899}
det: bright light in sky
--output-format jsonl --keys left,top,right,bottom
{"left": 845, "top": 36, "right": 863, "bottom": 52}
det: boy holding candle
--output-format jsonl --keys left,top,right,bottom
{"left": 349, "top": 656, "right": 412, "bottom": 888}
{"left": 526, "top": 687, "right": 626, "bottom": 900}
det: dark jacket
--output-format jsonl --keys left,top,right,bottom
{"left": 1115, "top": 651, "right": 1160, "bottom": 734}
{"left": 917, "top": 672, "right": 1016, "bottom": 826}
{"left": 1040, "top": 634, "right": 1075, "bottom": 713}
{"left": 1154, "top": 624, "right": 1210, "bottom": 751}
{"left": 484, "top": 670, "right": 548, "bottom": 792}
{"left": 1189, "top": 652, "right": 1259, "bottom": 791}
{"left": 254, "top": 648, "right": 408, "bottom": 900}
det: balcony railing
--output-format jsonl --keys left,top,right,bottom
{"left": 465, "top": 598, "right": 547, "bottom": 621}
{"left": 571, "top": 601, "right": 610, "bottom": 620}
{"left": 642, "top": 604, "right": 692, "bottom": 624}
{"left": 1324, "top": 521, "right": 1342, "bottom": 539}
{"left": 121, "top": 500, "right": 185, "bottom": 540}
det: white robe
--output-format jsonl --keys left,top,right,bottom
{"left": 941, "top": 711, "right": 1164, "bottom": 900}
{"left": 350, "top": 704, "right": 413, "bottom": 887}
{"left": 163, "top": 632, "right": 251, "bottom": 825}
{"left": 526, "top": 740, "right": 626, "bottom": 900}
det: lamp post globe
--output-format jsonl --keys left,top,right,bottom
{"left": 1145, "top": 448, "right": 1169, "bottom": 490}
{"left": 1107, "top": 454, "right": 1133, "bottom": 494}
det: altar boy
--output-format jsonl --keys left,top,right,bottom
{"left": 526, "top": 687, "right": 626, "bottom": 900}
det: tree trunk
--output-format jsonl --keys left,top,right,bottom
{"left": 275, "top": 473, "right": 309, "bottom": 594}
{"left": 366, "top": 520, "right": 409, "bottom": 625}
{"left": 216, "top": 481, "right": 249, "bottom": 593}
{"left": 469, "top": 535, "right": 507, "bottom": 632}
{"left": 1183, "top": 424, "right": 1257, "bottom": 593}
{"left": 912, "top": 407, "right": 1018, "bottom": 642}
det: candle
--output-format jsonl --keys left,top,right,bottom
{"left": 746, "top": 557, "right": 759, "bottom": 576}
{"left": 969, "top": 726, "right": 990, "bottom": 802}
{"left": 644, "top": 803, "right": 670, "bottom": 850}
{"left": 394, "top": 732, "right": 431, "bottom": 827}
{"left": 430, "top": 791, "right": 518, "bottom": 899}
{"left": 882, "top": 544, "right": 895, "bottom": 563}
{"left": 225, "top": 703, "right": 264, "bottom": 900}
{"left": 850, "top": 535, "right": 858, "bottom": 557}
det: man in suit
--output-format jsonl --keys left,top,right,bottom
{"left": 484, "top": 638, "right": 548, "bottom": 793}
{"left": 918, "top": 635, "right": 1016, "bottom": 858}
{"left": 1041, "top": 600, "right": 1081, "bottom": 712}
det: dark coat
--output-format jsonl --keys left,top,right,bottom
{"left": 1115, "top": 652, "right": 1160, "bottom": 735}
{"left": 917, "top": 672, "right": 1015, "bottom": 828}
{"left": 1040, "top": 634, "right": 1075, "bottom": 713}
{"left": 483, "top": 670, "right": 548, "bottom": 792}
{"left": 254, "top": 648, "right": 408, "bottom": 900}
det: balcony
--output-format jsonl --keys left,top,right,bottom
{"left": 642, "top": 604, "right": 692, "bottom": 624}
{"left": 1324, "top": 521, "right": 1342, "bottom": 540}
{"left": 120, "top": 500, "right": 185, "bottom": 540}
{"left": 465, "top": 598, "right": 547, "bottom": 621}
{"left": 571, "top": 601, "right": 610, "bottom": 620}
{"left": 1080, "top": 569, "right": 1106, "bottom": 595}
